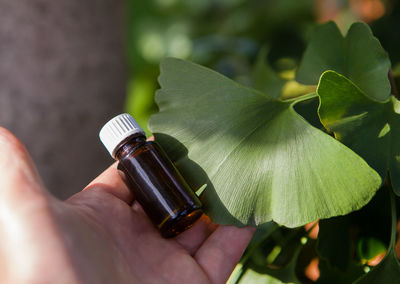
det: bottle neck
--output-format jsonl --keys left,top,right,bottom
{"left": 114, "top": 135, "right": 146, "bottom": 160}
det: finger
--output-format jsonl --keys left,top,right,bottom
{"left": 78, "top": 162, "right": 134, "bottom": 205}
{"left": 194, "top": 225, "right": 256, "bottom": 284}
{"left": 0, "top": 127, "right": 47, "bottom": 204}
{"left": 76, "top": 137, "right": 156, "bottom": 205}
{"left": 175, "top": 214, "right": 218, "bottom": 255}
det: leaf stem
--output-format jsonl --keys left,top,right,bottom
{"left": 389, "top": 187, "right": 397, "bottom": 251}
{"left": 286, "top": 92, "right": 318, "bottom": 104}
{"left": 388, "top": 69, "right": 399, "bottom": 100}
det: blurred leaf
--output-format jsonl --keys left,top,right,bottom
{"left": 230, "top": 226, "right": 304, "bottom": 283}
{"left": 357, "top": 237, "right": 386, "bottom": 262}
{"left": 297, "top": 22, "right": 391, "bottom": 102}
{"left": 317, "top": 259, "right": 364, "bottom": 284}
{"left": 317, "top": 71, "right": 400, "bottom": 194}
{"left": 318, "top": 186, "right": 393, "bottom": 282}
{"left": 251, "top": 47, "right": 285, "bottom": 98}
{"left": 246, "top": 222, "right": 279, "bottom": 253}
{"left": 355, "top": 249, "right": 400, "bottom": 283}
{"left": 318, "top": 216, "right": 351, "bottom": 271}
{"left": 149, "top": 58, "right": 381, "bottom": 227}
{"left": 371, "top": 2, "right": 400, "bottom": 66}
{"left": 248, "top": 243, "right": 302, "bottom": 284}
{"left": 125, "top": 76, "right": 158, "bottom": 135}
{"left": 239, "top": 269, "right": 284, "bottom": 284}
{"left": 280, "top": 80, "right": 317, "bottom": 100}
{"left": 354, "top": 189, "right": 400, "bottom": 283}
{"left": 227, "top": 263, "right": 284, "bottom": 284}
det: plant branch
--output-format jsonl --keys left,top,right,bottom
{"left": 388, "top": 69, "right": 399, "bottom": 100}
{"left": 286, "top": 92, "right": 318, "bottom": 104}
{"left": 389, "top": 187, "right": 397, "bottom": 251}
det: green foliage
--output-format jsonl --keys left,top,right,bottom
{"left": 317, "top": 71, "right": 400, "bottom": 194}
{"left": 355, "top": 249, "right": 400, "bottom": 283}
{"left": 357, "top": 237, "right": 386, "bottom": 262}
{"left": 125, "top": 0, "right": 315, "bottom": 135}
{"left": 355, "top": 191, "right": 400, "bottom": 283}
{"left": 297, "top": 22, "right": 391, "bottom": 102}
{"left": 318, "top": 216, "right": 352, "bottom": 271}
{"left": 228, "top": 264, "right": 284, "bottom": 284}
{"left": 133, "top": 3, "right": 400, "bottom": 281}
{"left": 149, "top": 57, "right": 381, "bottom": 227}
{"left": 251, "top": 47, "right": 285, "bottom": 99}
{"left": 230, "top": 223, "right": 306, "bottom": 284}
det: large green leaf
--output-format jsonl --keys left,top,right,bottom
{"left": 296, "top": 22, "right": 391, "bottom": 102}
{"left": 149, "top": 58, "right": 381, "bottom": 227}
{"left": 317, "top": 71, "right": 400, "bottom": 195}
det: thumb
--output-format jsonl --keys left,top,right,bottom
{"left": 0, "top": 127, "right": 48, "bottom": 204}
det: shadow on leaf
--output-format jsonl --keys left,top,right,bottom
{"left": 154, "top": 133, "right": 245, "bottom": 227}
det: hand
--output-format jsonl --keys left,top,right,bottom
{"left": 0, "top": 128, "right": 255, "bottom": 284}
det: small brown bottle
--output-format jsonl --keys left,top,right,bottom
{"left": 99, "top": 113, "right": 203, "bottom": 238}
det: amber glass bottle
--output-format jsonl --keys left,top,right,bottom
{"left": 99, "top": 113, "right": 203, "bottom": 238}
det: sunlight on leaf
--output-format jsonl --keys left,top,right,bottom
{"left": 149, "top": 58, "right": 381, "bottom": 227}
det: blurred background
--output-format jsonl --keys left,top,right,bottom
{"left": 0, "top": 0, "right": 398, "bottom": 199}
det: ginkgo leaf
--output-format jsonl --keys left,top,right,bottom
{"left": 149, "top": 58, "right": 381, "bottom": 227}
{"left": 296, "top": 22, "right": 391, "bottom": 102}
{"left": 317, "top": 71, "right": 400, "bottom": 195}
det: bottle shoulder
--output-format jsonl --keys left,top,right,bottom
{"left": 119, "top": 140, "right": 160, "bottom": 159}
{"left": 115, "top": 135, "right": 147, "bottom": 159}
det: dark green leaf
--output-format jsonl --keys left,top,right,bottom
{"left": 297, "top": 22, "right": 391, "bottom": 102}
{"left": 318, "top": 216, "right": 351, "bottom": 271}
{"left": 355, "top": 249, "right": 400, "bottom": 283}
{"left": 247, "top": 242, "right": 302, "bottom": 284}
{"left": 317, "top": 71, "right": 400, "bottom": 194}
{"left": 246, "top": 222, "right": 279, "bottom": 253}
{"left": 354, "top": 189, "right": 400, "bottom": 283}
{"left": 149, "top": 58, "right": 381, "bottom": 227}
{"left": 317, "top": 259, "right": 364, "bottom": 284}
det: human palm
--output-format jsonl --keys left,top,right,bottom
{"left": 0, "top": 128, "right": 254, "bottom": 284}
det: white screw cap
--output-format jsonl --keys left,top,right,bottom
{"left": 99, "top": 113, "right": 146, "bottom": 158}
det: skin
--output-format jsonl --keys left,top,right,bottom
{"left": 0, "top": 127, "right": 255, "bottom": 284}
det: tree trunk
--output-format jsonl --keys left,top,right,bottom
{"left": 0, "top": 0, "right": 126, "bottom": 198}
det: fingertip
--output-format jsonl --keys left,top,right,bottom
{"left": 175, "top": 214, "right": 218, "bottom": 255}
{"left": 194, "top": 225, "right": 256, "bottom": 284}
{"left": 0, "top": 127, "right": 28, "bottom": 158}
{"left": 0, "top": 127, "right": 47, "bottom": 201}
{"left": 0, "top": 128, "right": 40, "bottom": 177}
